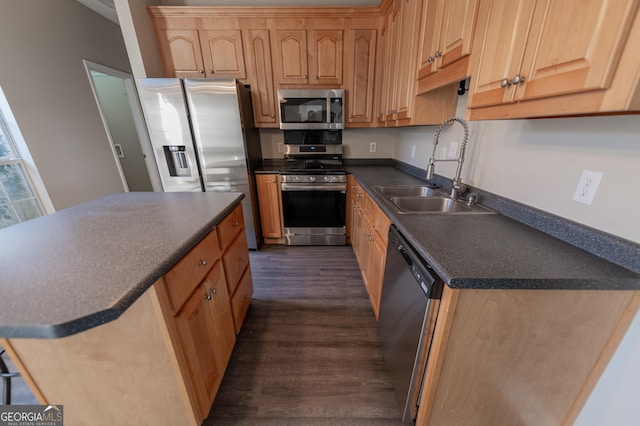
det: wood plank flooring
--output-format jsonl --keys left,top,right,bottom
{"left": 205, "top": 245, "right": 404, "bottom": 425}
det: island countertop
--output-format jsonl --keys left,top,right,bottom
{"left": 0, "top": 192, "right": 244, "bottom": 339}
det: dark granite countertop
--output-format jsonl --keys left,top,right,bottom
{"left": 348, "top": 165, "right": 640, "bottom": 291}
{"left": 0, "top": 192, "right": 244, "bottom": 339}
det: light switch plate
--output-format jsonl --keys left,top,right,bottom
{"left": 572, "top": 170, "right": 603, "bottom": 205}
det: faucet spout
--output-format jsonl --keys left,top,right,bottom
{"left": 426, "top": 117, "right": 470, "bottom": 200}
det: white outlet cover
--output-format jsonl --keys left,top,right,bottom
{"left": 572, "top": 170, "right": 603, "bottom": 205}
{"left": 410, "top": 145, "right": 416, "bottom": 159}
{"left": 370, "top": 142, "right": 376, "bottom": 152}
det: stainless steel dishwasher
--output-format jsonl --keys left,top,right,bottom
{"left": 378, "top": 225, "right": 443, "bottom": 424}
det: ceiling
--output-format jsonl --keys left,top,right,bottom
{"left": 77, "top": 0, "right": 380, "bottom": 24}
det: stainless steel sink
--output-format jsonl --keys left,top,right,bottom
{"left": 388, "top": 196, "right": 494, "bottom": 214}
{"left": 375, "top": 185, "right": 443, "bottom": 198}
{"left": 372, "top": 185, "right": 494, "bottom": 214}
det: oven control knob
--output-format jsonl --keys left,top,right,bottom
{"left": 294, "top": 176, "right": 301, "bottom": 182}
{"left": 309, "top": 176, "right": 316, "bottom": 182}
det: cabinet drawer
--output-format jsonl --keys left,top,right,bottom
{"left": 230, "top": 267, "right": 253, "bottom": 334}
{"left": 217, "top": 204, "right": 244, "bottom": 250}
{"left": 164, "top": 230, "right": 221, "bottom": 311}
{"left": 222, "top": 231, "right": 250, "bottom": 295}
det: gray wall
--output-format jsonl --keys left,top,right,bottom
{"left": 0, "top": 0, "right": 132, "bottom": 210}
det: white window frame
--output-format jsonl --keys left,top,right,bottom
{"left": 0, "top": 86, "right": 55, "bottom": 218}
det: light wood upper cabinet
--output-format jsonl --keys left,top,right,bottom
{"left": 156, "top": 27, "right": 247, "bottom": 80}
{"left": 157, "top": 28, "right": 206, "bottom": 78}
{"left": 467, "top": 0, "right": 640, "bottom": 119}
{"left": 417, "top": 0, "right": 480, "bottom": 95}
{"left": 274, "top": 29, "right": 343, "bottom": 86}
{"left": 255, "top": 173, "right": 284, "bottom": 240}
{"left": 244, "top": 29, "right": 278, "bottom": 126}
{"left": 345, "top": 29, "right": 377, "bottom": 126}
{"left": 200, "top": 29, "right": 246, "bottom": 79}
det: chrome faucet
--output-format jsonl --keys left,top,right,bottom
{"left": 426, "top": 117, "right": 469, "bottom": 201}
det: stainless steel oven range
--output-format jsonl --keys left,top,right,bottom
{"left": 280, "top": 131, "right": 346, "bottom": 245}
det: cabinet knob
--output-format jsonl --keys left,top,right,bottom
{"left": 512, "top": 75, "right": 525, "bottom": 85}
{"left": 349, "top": 114, "right": 353, "bottom": 118}
{"left": 378, "top": 112, "right": 384, "bottom": 117}
{"left": 313, "top": 75, "right": 318, "bottom": 79}
{"left": 427, "top": 56, "right": 435, "bottom": 63}
{"left": 203, "top": 294, "right": 212, "bottom": 301}
{"left": 271, "top": 114, "right": 275, "bottom": 118}
{"left": 198, "top": 259, "right": 207, "bottom": 266}
{"left": 209, "top": 288, "right": 217, "bottom": 295}
{"left": 240, "top": 256, "right": 246, "bottom": 262}
{"left": 434, "top": 51, "right": 442, "bottom": 58}
{"left": 199, "top": 70, "right": 204, "bottom": 74}
{"left": 232, "top": 221, "right": 240, "bottom": 227}
{"left": 271, "top": 179, "right": 276, "bottom": 183}
{"left": 244, "top": 295, "right": 250, "bottom": 299}
{"left": 500, "top": 78, "right": 512, "bottom": 88}
{"left": 303, "top": 75, "right": 308, "bottom": 79}
{"left": 209, "top": 70, "right": 214, "bottom": 75}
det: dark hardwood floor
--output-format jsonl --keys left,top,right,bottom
{"left": 205, "top": 245, "right": 404, "bottom": 426}
{"left": 4, "top": 245, "right": 403, "bottom": 425}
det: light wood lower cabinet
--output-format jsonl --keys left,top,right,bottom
{"left": 415, "top": 286, "right": 640, "bottom": 425}
{"left": 255, "top": 173, "right": 284, "bottom": 242}
{"left": 348, "top": 177, "right": 391, "bottom": 318}
{"left": 1, "top": 205, "right": 252, "bottom": 425}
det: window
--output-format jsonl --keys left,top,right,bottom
{"left": 0, "top": 109, "right": 43, "bottom": 229}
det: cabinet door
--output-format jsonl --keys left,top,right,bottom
{"left": 516, "top": 0, "right": 640, "bottom": 102}
{"left": 417, "top": 0, "right": 443, "bottom": 80}
{"left": 367, "top": 233, "right": 387, "bottom": 320}
{"left": 244, "top": 29, "right": 278, "bottom": 126}
{"left": 467, "top": 0, "right": 537, "bottom": 108}
{"left": 309, "top": 30, "right": 344, "bottom": 85}
{"left": 275, "top": 29, "right": 309, "bottom": 85}
{"left": 255, "top": 174, "right": 283, "bottom": 239}
{"left": 437, "top": 0, "right": 478, "bottom": 69}
{"left": 384, "top": 2, "right": 402, "bottom": 121}
{"left": 395, "top": 0, "right": 423, "bottom": 121}
{"left": 173, "top": 282, "right": 221, "bottom": 418}
{"left": 199, "top": 30, "right": 247, "bottom": 80}
{"left": 205, "top": 262, "right": 236, "bottom": 368}
{"left": 345, "top": 29, "right": 376, "bottom": 125}
{"left": 157, "top": 29, "right": 206, "bottom": 78}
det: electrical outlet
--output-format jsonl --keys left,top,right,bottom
{"left": 572, "top": 170, "right": 603, "bottom": 205}
{"left": 440, "top": 147, "right": 447, "bottom": 159}
{"left": 277, "top": 143, "right": 284, "bottom": 153}
{"left": 448, "top": 142, "right": 458, "bottom": 158}
{"left": 410, "top": 145, "right": 416, "bottom": 159}
{"left": 369, "top": 142, "right": 377, "bottom": 153}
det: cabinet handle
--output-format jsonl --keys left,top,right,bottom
{"left": 271, "top": 114, "right": 275, "bottom": 118}
{"left": 512, "top": 75, "right": 525, "bottom": 85}
{"left": 271, "top": 179, "right": 276, "bottom": 183}
{"left": 204, "top": 294, "right": 212, "bottom": 301}
{"left": 209, "top": 288, "right": 217, "bottom": 295}
{"left": 244, "top": 295, "right": 250, "bottom": 299}
{"left": 427, "top": 55, "right": 435, "bottom": 63}
{"left": 500, "top": 78, "right": 512, "bottom": 88}
{"left": 313, "top": 75, "right": 318, "bottom": 79}
{"left": 232, "top": 221, "right": 240, "bottom": 227}
{"left": 349, "top": 114, "right": 353, "bottom": 118}
{"left": 303, "top": 75, "right": 308, "bottom": 79}
{"left": 199, "top": 70, "right": 204, "bottom": 74}
{"left": 240, "top": 256, "right": 246, "bottom": 262}
{"left": 198, "top": 259, "right": 208, "bottom": 266}
{"left": 434, "top": 51, "right": 442, "bottom": 58}
{"left": 209, "top": 70, "right": 214, "bottom": 75}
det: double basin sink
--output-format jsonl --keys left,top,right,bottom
{"left": 373, "top": 185, "right": 494, "bottom": 215}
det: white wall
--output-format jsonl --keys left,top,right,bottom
{"left": 0, "top": 0, "right": 132, "bottom": 210}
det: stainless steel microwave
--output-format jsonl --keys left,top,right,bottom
{"left": 277, "top": 89, "right": 345, "bottom": 130}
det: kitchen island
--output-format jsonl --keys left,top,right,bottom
{"left": 0, "top": 192, "right": 253, "bottom": 425}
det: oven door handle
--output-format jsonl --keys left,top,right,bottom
{"left": 281, "top": 183, "right": 347, "bottom": 191}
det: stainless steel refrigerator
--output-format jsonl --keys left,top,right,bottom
{"left": 137, "top": 78, "right": 262, "bottom": 249}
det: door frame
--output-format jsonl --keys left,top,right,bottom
{"left": 82, "top": 60, "right": 162, "bottom": 192}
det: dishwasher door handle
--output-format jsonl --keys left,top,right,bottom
{"left": 398, "top": 244, "right": 413, "bottom": 267}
